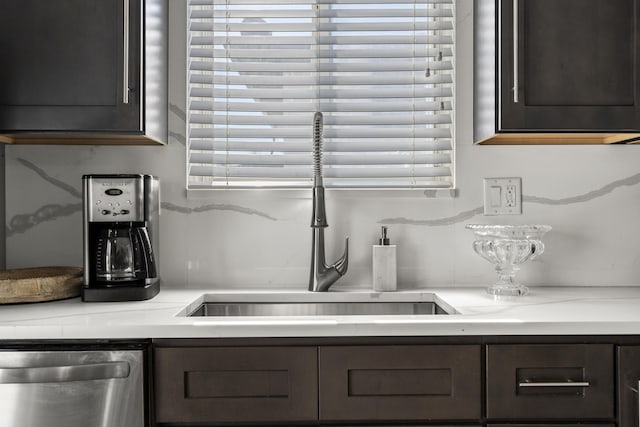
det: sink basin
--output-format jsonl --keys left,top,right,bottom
{"left": 181, "top": 292, "right": 456, "bottom": 317}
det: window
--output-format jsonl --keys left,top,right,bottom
{"left": 187, "top": 0, "right": 454, "bottom": 189}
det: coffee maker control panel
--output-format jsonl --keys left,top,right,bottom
{"left": 86, "top": 176, "right": 145, "bottom": 222}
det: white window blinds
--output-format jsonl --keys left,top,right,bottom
{"left": 187, "top": 0, "right": 454, "bottom": 189}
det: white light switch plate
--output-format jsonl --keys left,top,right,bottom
{"left": 483, "top": 177, "right": 522, "bottom": 215}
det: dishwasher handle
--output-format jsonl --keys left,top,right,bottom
{"left": 0, "top": 361, "right": 130, "bottom": 384}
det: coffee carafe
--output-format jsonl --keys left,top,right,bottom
{"left": 83, "top": 174, "right": 160, "bottom": 302}
{"left": 96, "top": 226, "right": 156, "bottom": 281}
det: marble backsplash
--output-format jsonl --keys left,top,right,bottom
{"left": 7, "top": 136, "right": 640, "bottom": 290}
{"left": 6, "top": 1, "right": 640, "bottom": 290}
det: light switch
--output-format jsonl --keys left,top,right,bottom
{"left": 483, "top": 177, "right": 522, "bottom": 215}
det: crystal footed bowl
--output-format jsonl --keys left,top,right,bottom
{"left": 466, "top": 224, "right": 551, "bottom": 298}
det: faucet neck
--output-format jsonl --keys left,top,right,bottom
{"left": 311, "top": 185, "right": 328, "bottom": 228}
{"left": 308, "top": 111, "right": 347, "bottom": 292}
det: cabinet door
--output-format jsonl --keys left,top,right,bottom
{"left": 154, "top": 346, "right": 318, "bottom": 424}
{"left": 487, "top": 344, "right": 614, "bottom": 420}
{"left": 0, "top": 0, "right": 141, "bottom": 133}
{"left": 618, "top": 346, "right": 640, "bottom": 427}
{"left": 490, "top": 424, "right": 614, "bottom": 427}
{"left": 319, "top": 345, "right": 481, "bottom": 421}
{"left": 500, "top": 0, "right": 640, "bottom": 131}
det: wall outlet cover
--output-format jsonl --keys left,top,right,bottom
{"left": 483, "top": 177, "right": 522, "bottom": 215}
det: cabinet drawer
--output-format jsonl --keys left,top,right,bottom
{"left": 319, "top": 345, "right": 481, "bottom": 421}
{"left": 154, "top": 346, "right": 317, "bottom": 424}
{"left": 618, "top": 346, "right": 640, "bottom": 427}
{"left": 489, "top": 424, "right": 614, "bottom": 427}
{"left": 487, "top": 344, "right": 614, "bottom": 420}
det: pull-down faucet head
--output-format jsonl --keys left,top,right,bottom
{"left": 312, "top": 112, "right": 324, "bottom": 185}
{"left": 311, "top": 112, "right": 328, "bottom": 228}
{"left": 309, "top": 112, "right": 349, "bottom": 292}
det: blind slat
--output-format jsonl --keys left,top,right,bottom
{"left": 190, "top": 87, "right": 453, "bottom": 99}
{"left": 189, "top": 139, "right": 452, "bottom": 152}
{"left": 191, "top": 8, "right": 453, "bottom": 19}
{"left": 190, "top": 21, "right": 453, "bottom": 32}
{"left": 188, "top": 0, "right": 454, "bottom": 189}
{"left": 190, "top": 47, "right": 453, "bottom": 60}
{"left": 189, "top": 113, "right": 452, "bottom": 126}
{"left": 190, "top": 73, "right": 453, "bottom": 86}
{"left": 189, "top": 128, "right": 451, "bottom": 139}
{"left": 190, "top": 100, "right": 452, "bottom": 112}
{"left": 191, "top": 0, "right": 452, "bottom": 4}
{"left": 190, "top": 152, "right": 451, "bottom": 166}
{"left": 192, "top": 35, "right": 454, "bottom": 46}
{"left": 189, "top": 60, "right": 453, "bottom": 73}
{"left": 189, "top": 179, "right": 451, "bottom": 189}
{"left": 189, "top": 165, "right": 451, "bottom": 179}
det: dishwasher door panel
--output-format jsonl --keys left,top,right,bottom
{"left": 0, "top": 350, "right": 143, "bottom": 427}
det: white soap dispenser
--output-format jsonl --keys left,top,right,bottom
{"left": 372, "top": 226, "right": 397, "bottom": 292}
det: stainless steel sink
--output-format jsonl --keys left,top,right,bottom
{"left": 181, "top": 292, "right": 456, "bottom": 317}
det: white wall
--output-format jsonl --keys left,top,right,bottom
{"left": 6, "top": 1, "right": 640, "bottom": 290}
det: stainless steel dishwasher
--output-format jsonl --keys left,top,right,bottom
{"left": 0, "top": 347, "right": 145, "bottom": 427}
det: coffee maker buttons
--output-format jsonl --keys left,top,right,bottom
{"left": 101, "top": 210, "right": 111, "bottom": 215}
{"left": 120, "top": 209, "right": 130, "bottom": 215}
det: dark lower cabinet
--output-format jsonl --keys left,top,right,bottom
{"left": 153, "top": 343, "right": 482, "bottom": 426}
{"left": 154, "top": 346, "right": 318, "bottom": 424}
{"left": 489, "top": 424, "right": 615, "bottom": 427}
{"left": 487, "top": 344, "right": 615, "bottom": 420}
{"left": 618, "top": 346, "right": 640, "bottom": 427}
{"left": 152, "top": 339, "right": 627, "bottom": 427}
{"left": 319, "top": 345, "right": 481, "bottom": 421}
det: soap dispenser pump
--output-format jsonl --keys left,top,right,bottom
{"left": 373, "top": 226, "right": 397, "bottom": 292}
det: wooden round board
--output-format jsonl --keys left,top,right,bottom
{"left": 0, "top": 266, "right": 83, "bottom": 304}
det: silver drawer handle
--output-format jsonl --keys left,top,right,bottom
{"left": 0, "top": 361, "right": 130, "bottom": 384}
{"left": 519, "top": 381, "right": 590, "bottom": 388}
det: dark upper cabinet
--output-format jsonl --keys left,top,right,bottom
{"left": 0, "top": 0, "right": 167, "bottom": 145}
{"left": 475, "top": 0, "right": 640, "bottom": 144}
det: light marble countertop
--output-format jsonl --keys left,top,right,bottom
{"left": 1, "top": 286, "right": 640, "bottom": 339}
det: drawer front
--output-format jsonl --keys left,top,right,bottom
{"left": 319, "top": 345, "right": 481, "bottom": 421}
{"left": 489, "top": 424, "right": 615, "bottom": 427}
{"left": 487, "top": 344, "right": 614, "bottom": 420}
{"left": 618, "top": 346, "right": 640, "bottom": 427}
{"left": 154, "top": 346, "right": 317, "bottom": 424}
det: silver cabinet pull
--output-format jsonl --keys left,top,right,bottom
{"left": 123, "top": 0, "right": 130, "bottom": 104}
{"left": 518, "top": 381, "right": 590, "bottom": 388}
{"left": 513, "top": 0, "right": 519, "bottom": 103}
{"left": 0, "top": 362, "right": 130, "bottom": 384}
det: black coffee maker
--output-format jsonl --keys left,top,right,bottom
{"left": 82, "top": 174, "right": 160, "bottom": 302}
